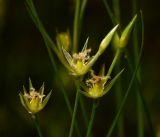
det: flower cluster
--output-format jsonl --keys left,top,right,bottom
{"left": 19, "top": 79, "right": 52, "bottom": 114}
{"left": 80, "top": 68, "right": 124, "bottom": 99}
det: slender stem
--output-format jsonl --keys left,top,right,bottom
{"left": 115, "top": 61, "right": 125, "bottom": 137}
{"left": 79, "top": 95, "right": 89, "bottom": 127}
{"left": 137, "top": 82, "right": 156, "bottom": 137}
{"left": 69, "top": 81, "right": 80, "bottom": 137}
{"left": 106, "top": 53, "right": 141, "bottom": 137}
{"left": 137, "top": 91, "right": 144, "bottom": 137}
{"left": 105, "top": 12, "right": 144, "bottom": 137}
{"left": 111, "top": 1, "right": 124, "bottom": 136}
{"left": 32, "top": 115, "right": 43, "bottom": 137}
{"left": 131, "top": 1, "right": 144, "bottom": 136}
{"left": 86, "top": 100, "right": 98, "bottom": 137}
{"left": 60, "top": 80, "right": 81, "bottom": 137}
{"left": 73, "top": 0, "right": 80, "bottom": 52}
{"left": 79, "top": 96, "right": 94, "bottom": 137}
{"left": 107, "top": 49, "right": 121, "bottom": 76}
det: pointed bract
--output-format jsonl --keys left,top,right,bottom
{"left": 42, "top": 91, "right": 52, "bottom": 108}
{"left": 39, "top": 82, "right": 45, "bottom": 95}
{"left": 103, "top": 69, "right": 124, "bottom": 95}
{"left": 62, "top": 47, "right": 73, "bottom": 68}
{"left": 29, "top": 77, "right": 33, "bottom": 90}
{"left": 82, "top": 37, "right": 89, "bottom": 52}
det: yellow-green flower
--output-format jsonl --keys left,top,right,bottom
{"left": 80, "top": 68, "right": 124, "bottom": 99}
{"left": 19, "top": 79, "right": 52, "bottom": 114}
{"left": 62, "top": 25, "right": 119, "bottom": 76}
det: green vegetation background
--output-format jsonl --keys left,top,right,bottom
{"left": 0, "top": 0, "right": 160, "bottom": 137}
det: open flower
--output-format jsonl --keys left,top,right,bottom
{"left": 19, "top": 79, "right": 52, "bottom": 114}
{"left": 62, "top": 42, "right": 92, "bottom": 76}
{"left": 62, "top": 25, "right": 119, "bottom": 76}
{"left": 80, "top": 67, "right": 124, "bottom": 99}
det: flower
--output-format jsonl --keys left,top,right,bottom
{"left": 19, "top": 79, "right": 52, "bottom": 114}
{"left": 62, "top": 25, "right": 119, "bottom": 76}
{"left": 80, "top": 68, "right": 124, "bottom": 99}
{"left": 62, "top": 43, "right": 92, "bottom": 76}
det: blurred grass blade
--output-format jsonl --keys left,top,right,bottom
{"left": 80, "top": 0, "right": 88, "bottom": 22}
{"left": 26, "top": 0, "right": 69, "bottom": 69}
{"left": 102, "top": 0, "right": 117, "bottom": 25}
{"left": 72, "top": 0, "right": 80, "bottom": 52}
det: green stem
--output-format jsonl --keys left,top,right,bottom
{"left": 112, "top": 0, "right": 124, "bottom": 136}
{"left": 60, "top": 80, "right": 81, "bottom": 137}
{"left": 69, "top": 82, "right": 80, "bottom": 137}
{"left": 80, "top": 0, "right": 88, "bottom": 22}
{"left": 115, "top": 61, "right": 125, "bottom": 137}
{"left": 137, "top": 91, "right": 144, "bottom": 137}
{"left": 79, "top": 95, "right": 89, "bottom": 127}
{"left": 105, "top": 11, "right": 144, "bottom": 137}
{"left": 137, "top": 82, "right": 156, "bottom": 137}
{"left": 131, "top": 1, "right": 144, "bottom": 136}
{"left": 113, "top": 0, "right": 120, "bottom": 24}
{"left": 32, "top": 115, "right": 43, "bottom": 137}
{"left": 86, "top": 100, "right": 98, "bottom": 137}
{"left": 107, "top": 49, "right": 121, "bottom": 76}
{"left": 106, "top": 51, "right": 141, "bottom": 137}
{"left": 73, "top": 0, "right": 80, "bottom": 52}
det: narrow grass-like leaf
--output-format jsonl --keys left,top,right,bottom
{"left": 80, "top": 0, "right": 88, "bottom": 22}
{"left": 73, "top": 0, "right": 81, "bottom": 52}
{"left": 102, "top": 0, "right": 117, "bottom": 25}
{"left": 107, "top": 49, "right": 121, "bottom": 76}
{"left": 99, "top": 64, "right": 105, "bottom": 76}
{"left": 103, "top": 69, "right": 124, "bottom": 95}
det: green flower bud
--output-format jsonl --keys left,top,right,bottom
{"left": 19, "top": 79, "right": 52, "bottom": 114}
{"left": 98, "top": 24, "right": 119, "bottom": 54}
{"left": 119, "top": 14, "right": 137, "bottom": 48}
{"left": 56, "top": 31, "right": 71, "bottom": 51}
{"left": 112, "top": 14, "right": 137, "bottom": 49}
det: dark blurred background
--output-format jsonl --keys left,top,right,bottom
{"left": 0, "top": 0, "right": 160, "bottom": 137}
